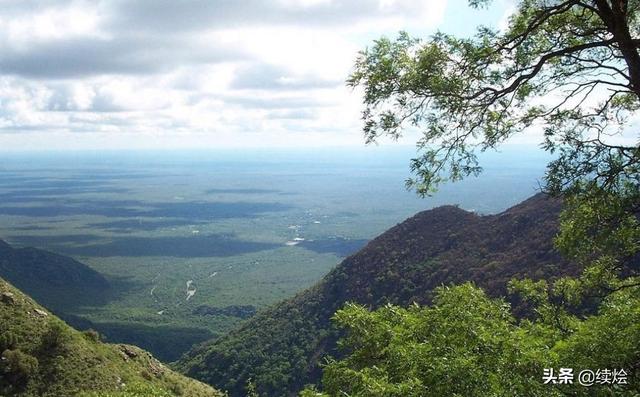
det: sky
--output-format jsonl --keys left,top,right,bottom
{"left": 0, "top": 0, "right": 514, "bottom": 151}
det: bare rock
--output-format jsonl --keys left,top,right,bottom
{"left": 1, "top": 292, "right": 15, "bottom": 305}
{"left": 120, "top": 345, "right": 139, "bottom": 359}
{"left": 148, "top": 358, "right": 166, "bottom": 377}
{"left": 33, "top": 308, "right": 48, "bottom": 317}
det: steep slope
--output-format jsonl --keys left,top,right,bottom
{"left": 178, "top": 194, "right": 580, "bottom": 397}
{"left": 0, "top": 239, "right": 110, "bottom": 311}
{"left": 0, "top": 277, "right": 224, "bottom": 397}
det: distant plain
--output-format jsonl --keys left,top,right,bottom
{"left": 0, "top": 146, "right": 548, "bottom": 361}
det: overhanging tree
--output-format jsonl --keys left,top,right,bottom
{"left": 347, "top": 0, "right": 640, "bottom": 311}
{"left": 348, "top": 0, "right": 639, "bottom": 196}
{"left": 299, "top": 2, "right": 640, "bottom": 395}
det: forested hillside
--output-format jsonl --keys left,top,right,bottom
{"left": 0, "top": 277, "right": 223, "bottom": 397}
{"left": 0, "top": 239, "right": 111, "bottom": 311}
{"left": 178, "top": 194, "right": 580, "bottom": 396}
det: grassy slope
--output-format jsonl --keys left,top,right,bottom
{"left": 0, "top": 277, "right": 224, "bottom": 397}
{"left": 178, "top": 194, "right": 581, "bottom": 397}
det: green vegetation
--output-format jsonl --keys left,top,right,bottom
{"left": 301, "top": 0, "right": 640, "bottom": 395}
{"left": 182, "top": 1, "right": 639, "bottom": 395}
{"left": 0, "top": 239, "right": 111, "bottom": 312}
{"left": 303, "top": 191, "right": 640, "bottom": 395}
{"left": 0, "top": 158, "right": 447, "bottom": 362}
{"left": 1, "top": 348, "right": 39, "bottom": 389}
{"left": 301, "top": 281, "right": 639, "bottom": 396}
{"left": 79, "top": 382, "right": 177, "bottom": 397}
{"left": 348, "top": 0, "right": 639, "bottom": 198}
{"left": 0, "top": 277, "right": 223, "bottom": 397}
{"left": 178, "top": 195, "right": 580, "bottom": 396}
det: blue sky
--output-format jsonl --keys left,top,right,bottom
{"left": 0, "top": 0, "right": 514, "bottom": 151}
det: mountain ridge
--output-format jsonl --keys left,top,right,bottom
{"left": 178, "top": 193, "right": 580, "bottom": 396}
{"left": 0, "top": 238, "right": 111, "bottom": 312}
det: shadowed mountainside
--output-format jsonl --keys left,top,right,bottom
{"left": 0, "top": 239, "right": 111, "bottom": 311}
{"left": 178, "top": 193, "right": 580, "bottom": 397}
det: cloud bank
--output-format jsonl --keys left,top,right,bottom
{"left": 0, "top": 0, "right": 453, "bottom": 149}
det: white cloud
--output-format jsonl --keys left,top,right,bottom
{"left": 1, "top": 2, "right": 102, "bottom": 46}
{"left": 0, "top": 0, "right": 456, "bottom": 150}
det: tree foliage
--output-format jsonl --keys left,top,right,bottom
{"left": 302, "top": 282, "right": 640, "bottom": 396}
{"left": 302, "top": 1, "right": 640, "bottom": 395}
{"left": 302, "top": 182, "right": 639, "bottom": 396}
{"left": 348, "top": 0, "right": 639, "bottom": 196}
{"left": 40, "top": 321, "right": 72, "bottom": 355}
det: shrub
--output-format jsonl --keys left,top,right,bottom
{"left": 0, "top": 332, "right": 19, "bottom": 351}
{"left": 83, "top": 329, "right": 102, "bottom": 343}
{"left": 40, "top": 322, "right": 71, "bottom": 354}
{"left": 0, "top": 349, "right": 39, "bottom": 388}
{"left": 140, "top": 369, "right": 153, "bottom": 381}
